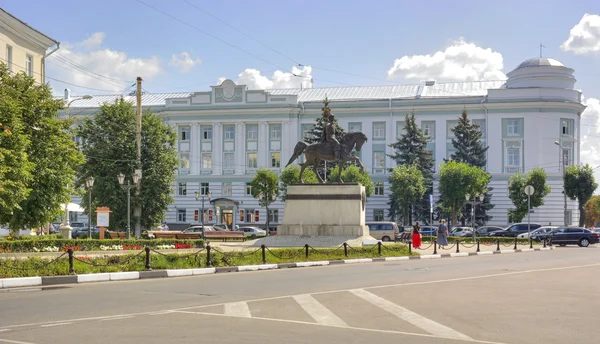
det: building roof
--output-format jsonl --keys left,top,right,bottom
{"left": 0, "top": 8, "right": 59, "bottom": 48}
{"left": 62, "top": 80, "right": 510, "bottom": 109}
{"left": 515, "top": 57, "right": 565, "bottom": 69}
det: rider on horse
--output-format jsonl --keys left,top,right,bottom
{"left": 321, "top": 114, "right": 342, "bottom": 160}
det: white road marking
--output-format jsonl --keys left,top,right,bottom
{"left": 292, "top": 294, "right": 347, "bottom": 327}
{"left": 171, "top": 310, "right": 508, "bottom": 344}
{"left": 223, "top": 302, "right": 251, "bottom": 318}
{"left": 350, "top": 289, "right": 472, "bottom": 341}
{"left": 40, "top": 322, "right": 72, "bottom": 328}
{"left": 0, "top": 339, "right": 37, "bottom": 344}
{"left": 99, "top": 316, "right": 135, "bottom": 321}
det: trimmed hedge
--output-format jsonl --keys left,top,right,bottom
{"left": 0, "top": 238, "right": 204, "bottom": 253}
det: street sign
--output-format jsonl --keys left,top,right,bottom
{"left": 524, "top": 185, "right": 535, "bottom": 196}
{"left": 530, "top": 210, "right": 535, "bottom": 213}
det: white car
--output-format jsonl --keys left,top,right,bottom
{"left": 0, "top": 226, "right": 36, "bottom": 237}
{"left": 517, "top": 226, "right": 557, "bottom": 238}
{"left": 237, "top": 226, "right": 266, "bottom": 239}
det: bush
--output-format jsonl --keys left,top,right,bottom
{"left": 0, "top": 238, "right": 204, "bottom": 253}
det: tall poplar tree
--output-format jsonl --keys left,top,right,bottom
{"left": 448, "top": 110, "right": 494, "bottom": 226}
{"left": 388, "top": 113, "right": 434, "bottom": 224}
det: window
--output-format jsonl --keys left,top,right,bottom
{"left": 25, "top": 55, "right": 33, "bottom": 77}
{"left": 245, "top": 209, "right": 255, "bottom": 223}
{"left": 179, "top": 126, "right": 190, "bottom": 141}
{"left": 374, "top": 209, "right": 384, "bottom": 222}
{"left": 177, "top": 209, "right": 187, "bottom": 222}
{"left": 69, "top": 212, "right": 78, "bottom": 223}
{"left": 246, "top": 183, "right": 252, "bottom": 195}
{"left": 374, "top": 152, "right": 385, "bottom": 169}
{"left": 269, "top": 209, "right": 279, "bottom": 223}
{"left": 473, "top": 119, "right": 486, "bottom": 136}
{"left": 374, "top": 182, "right": 384, "bottom": 196}
{"left": 202, "top": 153, "right": 212, "bottom": 170}
{"left": 178, "top": 183, "right": 187, "bottom": 196}
{"left": 302, "top": 124, "right": 314, "bottom": 141}
{"left": 507, "top": 148, "right": 520, "bottom": 167}
{"left": 224, "top": 153, "right": 234, "bottom": 170}
{"left": 422, "top": 122, "right": 435, "bottom": 137}
{"left": 562, "top": 120, "right": 571, "bottom": 136}
{"left": 447, "top": 121, "right": 458, "bottom": 138}
{"left": 562, "top": 148, "right": 571, "bottom": 166}
{"left": 246, "top": 124, "right": 258, "bottom": 140}
{"left": 507, "top": 119, "right": 520, "bottom": 136}
{"left": 373, "top": 123, "right": 385, "bottom": 139}
{"left": 270, "top": 124, "right": 281, "bottom": 140}
{"left": 349, "top": 123, "right": 361, "bottom": 133}
{"left": 224, "top": 125, "right": 235, "bottom": 140}
{"left": 247, "top": 152, "right": 258, "bottom": 169}
{"left": 271, "top": 152, "right": 281, "bottom": 168}
{"left": 200, "top": 183, "right": 210, "bottom": 195}
{"left": 180, "top": 153, "right": 190, "bottom": 169}
{"left": 5, "top": 45, "right": 12, "bottom": 71}
{"left": 222, "top": 182, "right": 232, "bottom": 196}
{"left": 202, "top": 126, "right": 212, "bottom": 140}
{"left": 396, "top": 122, "right": 406, "bottom": 138}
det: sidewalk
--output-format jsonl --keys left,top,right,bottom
{"left": 407, "top": 240, "right": 549, "bottom": 255}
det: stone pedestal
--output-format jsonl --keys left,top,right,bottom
{"left": 277, "top": 183, "right": 369, "bottom": 237}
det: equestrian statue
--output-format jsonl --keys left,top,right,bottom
{"left": 285, "top": 113, "right": 368, "bottom": 183}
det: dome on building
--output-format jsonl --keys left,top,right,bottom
{"left": 506, "top": 57, "right": 575, "bottom": 89}
{"left": 515, "top": 57, "right": 565, "bottom": 69}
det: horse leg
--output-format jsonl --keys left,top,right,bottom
{"left": 314, "top": 158, "right": 325, "bottom": 183}
{"left": 337, "top": 159, "right": 344, "bottom": 183}
{"left": 354, "top": 157, "right": 365, "bottom": 173}
{"left": 299, "top": 162, "right": 307, "bottom": 184}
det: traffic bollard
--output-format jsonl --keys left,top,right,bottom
{"left": 68, "top": 248, "right": 74, "bottom": 274}
{"left": 261, "top": 245, "right": 267, "bottom": 264}
{"left": 206, "top": 244, "right": 212, "bottom": 268}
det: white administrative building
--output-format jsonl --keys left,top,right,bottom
{"left": 64, "top": 57, "right": 584, "bottom": 229}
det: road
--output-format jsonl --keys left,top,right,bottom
{"left": 0, "top": 246, "right": 599, "bottom": 344}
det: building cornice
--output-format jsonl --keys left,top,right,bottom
{"left": 0, "top": 9, "right": 59, "bottom": 51}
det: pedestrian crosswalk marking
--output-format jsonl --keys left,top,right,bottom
{"left": 349, "top": 289, "right": 472, "bottom": 341}
{"left": 224, "top": 301, "right": 251, "bottom": 318}
{"left": 292, "top": 294, "right": 348, "bottom": 327}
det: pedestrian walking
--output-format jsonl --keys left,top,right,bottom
{"left": 412, "top": 221, "right": 422, "bottom": 249}
{"left": 437, "top": 219, "right": 449, "bottom": 248}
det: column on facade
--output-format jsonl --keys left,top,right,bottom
{"left": 435, "top": 120, "right": 447, "bottom": 168}
{"left": 213, "top": 123, "right": 222, "bottom": 175}
{"left": 259, "top": 121, "right": 268, "bottom": 167}
{"left": 282, "top": 121, "right": 291, "bottom": 165}
{"left": 235, "top": 122, "right": 245, "bottom": 175}
{"left": 190, "top": 124, "right": 199, "bottom": 174}
{"left": 386, "top": 111, "right": 394, "bottom": 171}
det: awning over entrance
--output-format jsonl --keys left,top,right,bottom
{"left": 210, "top": 198, "right": 239, "bottom": 206}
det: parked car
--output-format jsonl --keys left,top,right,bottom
{"left": 71, "top": 226, "right": 100, "bottom": 239}
{"left": 365, "top": 222, "right": 400, "bottom": 242}
{"left": 420, "top": 226, "right": 438, "bottom": 237}
{"left": 237, "top": 226, "right": 266, "bottom": 239}
{"left": 549, "top": 227, "right": 600, "bottom": 247}
{"left": 517, "top": 226, "right": 557, "bottom": 238}
{"left": 183, "top": 225, "right": 214, "bottom": 233}
{"left": 475, "top": 226, "right": 505, "bottom": 236}
{"left": 490, "top": 223, "right": 542, "bottom": 237}
{"left": 0, "top": 226, "right": 36, "bottom": 237}
{"left": 450, "top": 227, "right": 474, "bottom": 237}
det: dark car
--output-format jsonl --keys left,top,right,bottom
{"left": 491, "top": 223, "right": 542, "bottom": 237}
{"left": 420, "top": 226, "right": 438, "bottom": 237}
{"left": 549, "top": 227, "right": 600, "bottom": 247}
{"left": 475, "top": 226, "right": 505, "bottom": 236}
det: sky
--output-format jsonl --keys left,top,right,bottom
{"left": 2, "top": 0, "right": 600, "bottom": 180}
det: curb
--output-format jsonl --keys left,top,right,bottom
{"left": 0, "top": 246, "right": 554, "bottom": 289}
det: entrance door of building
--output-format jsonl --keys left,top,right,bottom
{"left": 222, "top": 210, "right": 233, "bottom": 227}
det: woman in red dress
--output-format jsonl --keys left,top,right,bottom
{"left": 412, "top": 221, "right": 422, "bottom": 249}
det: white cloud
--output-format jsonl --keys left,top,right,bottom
{"left": 169, "top": 52, "right": 201, "bottom": 73}
{"left": 387, "top": 38, "right": 506, "bottom": 82}
{"left": 561, "top": 13, "right": 600, "bottom": 54}
{"left": 47, "top": 32, "right": 162, "bottom": 94}
{"left": 580, "top": 97, "right": 600, "bottom": 191}
{"left": 219, "top": 66, "right": 313, "bottom": 90}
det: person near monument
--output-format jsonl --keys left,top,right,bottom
{"left": 321, "top": 114, "right": 342, "bottom": 160}
{"left": 412, "top": 221, "right": 422, "bottom": 249}
{"left": 436, "top": 219, "right": 449, "bottom": 248}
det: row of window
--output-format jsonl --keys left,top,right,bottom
{"left": 179, "top": 124, "right": 282, "bottom": 142}
{"left": 179, "top": 152, "right": 281, "bottom": 170}
{"left": 176, "top": 208, "right": 279, "bottom": 223}
{"left": 4, "top": 45, "right": 33, "bottom": 77}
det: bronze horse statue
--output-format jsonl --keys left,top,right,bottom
{"left": 285, "top": 131, "right": 368, "bottom": 183}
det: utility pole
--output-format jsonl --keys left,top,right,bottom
{"left": 134, "top": 77, "right": 143, "bottom": 238}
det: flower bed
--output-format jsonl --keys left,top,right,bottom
{"left": 0, "top": 239, "right": 204, "bottom": 253}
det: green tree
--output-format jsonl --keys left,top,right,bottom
{"left": 389, "top": 164, "right": 426, "bottom": 225}
{"left": 303, "top": 97, "right": 346, "bottom": 181}
{"left": 507, "top": 168, "right": 551, "bottom": 223}
{"left": 388, "top": 113, "right": 434, "bottom": 224}
{"left": 326, "top": 165, "right": 374, "bottom": 197}
{"left": 583, "top": 196, "right": 600, "bottom": 228}
{"left": 564, "top": 164, "right": 598, "bottom": 226}
{"left": 438, "top": 161, "right": 490, "bottom": 226}
{"left": 250, "top": 168, "right": 280, "bottom": 234}
{"left": 0, "top": 64, "right": 83, "bottom": 230}
{"left": 447, "top": 110, "right": 494, "bottom": 225}
{"left": 77, "top": 99, "right": 178, "bottom": 234}
{"left": 279, "top": 165, "right": 318, "bottom": 201}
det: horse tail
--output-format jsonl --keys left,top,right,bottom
{"left": 285, "top": 141, "right": 308, "bottom": 167}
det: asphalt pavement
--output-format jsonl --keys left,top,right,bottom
{"left": 1, "top": 245, "right": 599, "bottom": 344}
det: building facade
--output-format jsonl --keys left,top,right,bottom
{"left": 66, "top": 57, "right": 585, "bottom": 229}
{"left": 0, "top": 8, "right": 59, "bottom": 84}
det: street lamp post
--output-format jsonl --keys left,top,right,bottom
{"left": 85, "top": 176, "right": 94, "bottom": 239}
{"left": 118, "top": 169, "right": 141, "bottom": 239}
{"left": 465, "top": 193, "right": 485, "bottom": 242}
{"left": 195, "top": 190, "right": 212, "bottom": 239}
{"left": 554, "top": 141, "right": 569, "bottom": 226}
{"left": 524, "top": 185, "right": 535, "bottom": 249}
